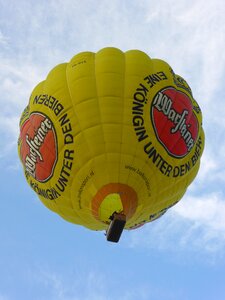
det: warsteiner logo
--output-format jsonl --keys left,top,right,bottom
{"left": 151, "top": 88, "right": 198, "bottom": 158}
{"left": 19, "top": 112, "right": 57, "bottom": 182}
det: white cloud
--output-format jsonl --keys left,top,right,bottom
{"left": 141, "top": 0, "right": 225, "bottom": 126}
{"left": 26, "top": 264, "right": 176, "bottom": 300}
{"left": 0, "top": 30, "right": 8, "bottom": 46}
{"left": 0, "top": 116, "right": 20, "bottom": 143}
{"left": 173, "top": 193, "right": 225, "bottom": 232}
{"left": 127, "top": 190, "right": 225, "bottom": 260}
{"left": 26, "top": 258, "right": 185, "bottom": 300}
{"left": 28, "top": 268, "right": 98, "bottom": 300}
{"left": 27, "top": 266, "right": 108, "bottom": 300}
{"left": 0, "top": 59, "right": 43, "bottom": 108}
{"left": 191, "top": 144, "right": 225, "bottom": 191}
{"left": 0, "top": 57, "right": 44, "bottom": 160}
{"left": 173, "top": 195, "right": 225, "bottom": 256}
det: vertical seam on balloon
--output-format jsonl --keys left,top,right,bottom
{"left": 144, "top": 58, "right": 165, "bottom": 214}
{"left": 120, "top": 52, "right": 136, "bottom": 222}
{"left": 65, "top": 61, "right": 95, "bottom": 227}
{"left": 122, "top": 52, "right": 135, "bottom": 189}
{"left": 123, "top": 52, "right": 147, "bottom": 221}
{"left": 121, "top": 52, "right": 136, "bottom": 219}
{"left": 59, "top": 62, "right": 82, "bottom": 223}
{"left": 92, "top": 51, "right": 108, "bottom": 221}
{"left": 64, "top": 63, "right": 82, "bottom": 213}
{"left": 118, "top": 51, "right": 126, "bottom": 188}
{"left": 130, "top": 55, "right": 157, "bottom": 219}
{"left": 126, "top": 53, "right": 146, "bottom": 202}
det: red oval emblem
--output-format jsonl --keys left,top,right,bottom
{"left": 19, "top": 112, "right": 57, "bottom": 182}
{"left": 151, "top": 88, "right": 198, "bottom": 158}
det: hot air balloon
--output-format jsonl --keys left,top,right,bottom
{"left": 18, "top": 47, "right": 204, "bottom": 242}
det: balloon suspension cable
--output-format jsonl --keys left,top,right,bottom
{"left": 106, "top": 212, "right": 126, "bottom": 243}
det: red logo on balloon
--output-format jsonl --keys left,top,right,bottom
{"left": 19, "top": 112, "right": 57, "bottom": 182}
{"left": 151, "top": 88, "right": 198, "bottom": 158}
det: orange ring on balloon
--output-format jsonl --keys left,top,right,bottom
{"left": 92, "top": 183, "right": 138, "bottom": 222}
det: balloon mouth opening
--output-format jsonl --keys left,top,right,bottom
{"left": 91, "top": 183, "right": 138, "bottom": 224}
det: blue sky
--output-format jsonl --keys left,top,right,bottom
{"left": 1, "top": 0, "right": 225, "bottom": 299}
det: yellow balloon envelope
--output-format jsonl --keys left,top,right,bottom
{"left": 18, "top": 47, "right": 204, "bottom": 238}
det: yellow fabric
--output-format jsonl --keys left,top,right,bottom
{"left": 99, "top": 193, "right": 123, "bottom": 223}
{"left": 18, "top": 47, "right": 204, "bottom": 230}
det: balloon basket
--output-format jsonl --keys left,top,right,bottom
{"left": 106, "top": 212, "right": 126, "bottom": 243}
